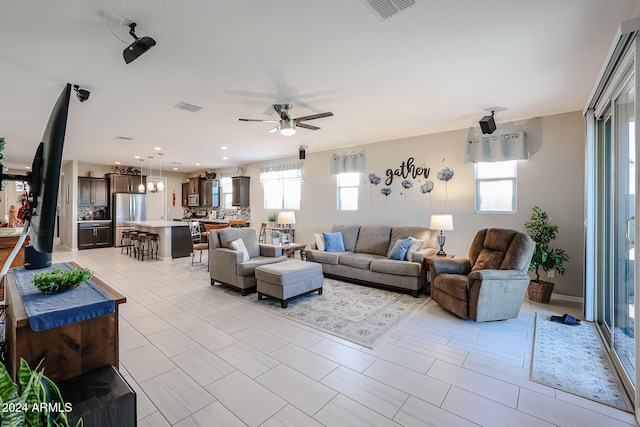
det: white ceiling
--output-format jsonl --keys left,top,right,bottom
{"left": 0, "top": 0, "right": 637, "bottom": 173}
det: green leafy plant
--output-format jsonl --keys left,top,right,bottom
{"left": 271, "top": 230, "right": 281, "bottom": 238}
{"left": 32, "top": 268, "right": 92, "bottom": 293}
{"left": 267, "top": 212, "right": 278, "bottom": 222}
{"left": 0, "top": 358, "right": 82, "bottom": 426}
{"left": 524, "top": 206, "right": 569, "bottom": 282}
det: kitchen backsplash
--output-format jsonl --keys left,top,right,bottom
{"left": 216, "top": 207, "right": 251, "bottom": 220}
{"left": 78, "top": 206, "right": 108, "bottom": 221}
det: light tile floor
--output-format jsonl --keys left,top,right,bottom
{"left": 51, "top": 246, "right": 638, "bottom": 427}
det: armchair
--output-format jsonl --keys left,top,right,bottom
{"left": 428, "top": 228, "right": 534, "bottom": 322}
{"left": 209, "top": 227, "right": 287, "bottom": 295}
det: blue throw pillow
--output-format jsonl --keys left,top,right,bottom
{"left": 323, "top": 232, "right": 345, "bottom": 252}
{"left": 388, "top": 237, "right": 411, "bottom": 260}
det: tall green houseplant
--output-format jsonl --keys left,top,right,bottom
{"left": 524, "top": 206, "right": 569, "bottom": 302}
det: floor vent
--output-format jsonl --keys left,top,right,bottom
{"left": 174, "top": 102, "right": 203, "bottom": 113}
{"left": 365, "top": 0, "right": 416, "bottom": 20}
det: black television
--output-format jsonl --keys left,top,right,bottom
{"left": 0, "top": 83, "right": 71, "bottom": 271}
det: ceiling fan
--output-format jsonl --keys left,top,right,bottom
{"left": 239, "top": 104, "right": 333, "bottom": 136}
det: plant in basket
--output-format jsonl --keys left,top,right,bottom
{"left": 524, "top": 206, "right": 569, "bottom": 303}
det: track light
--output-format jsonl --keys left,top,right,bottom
{"left": 123, "top": 23, "right": 156, "bottom": 64}
{"left": 73, "top": 85, "right": 90, "bottom": 102}
{"left": 479, "top": 111, "right": 497, "bottom": 134}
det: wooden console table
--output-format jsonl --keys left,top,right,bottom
{"left": 3, "top": 263, "right": 126, "bottom": 382}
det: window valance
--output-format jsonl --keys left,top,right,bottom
{"left": 464, "top": 132, "right": 528, "bottom": 163}
{"left": 259, "top": 163, "right": 304, "bottom": 182}
{"left": 329, "top": 150, "right": 366, "bottom": 175}
{"left": 219, "top": 170, "right": 239, "bottom": 178}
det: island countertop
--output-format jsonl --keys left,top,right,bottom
{"left": 124, "top": 220, "right": 189, "bottom": 228}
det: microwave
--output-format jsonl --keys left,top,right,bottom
{"left": 188, "top": 194, "right": 200, "bottom": 207}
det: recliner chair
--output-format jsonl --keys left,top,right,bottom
{"left": 428, "top": 228, "right": 534, "bottom": 322}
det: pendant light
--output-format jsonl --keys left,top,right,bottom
{"left": 156, "top": 152, "right": 165, "bottom": 192}
{"left": 146, "top": 156, "right": 156, "bottom": 192}
{"left": 137, "top": 158, "right": 145, "bottom": 193}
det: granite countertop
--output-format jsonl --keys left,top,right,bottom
{"left": 77, "top": 220, "right": 112, "bottom": 223}
{"left": 124, "top": 220, "right": 189, "bottom": 227}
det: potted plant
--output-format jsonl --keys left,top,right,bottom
{"left": 524, "top": 206, "right": 570, "bottom": 303}
{"left": 271, "top": 230, "right": 281, "bottom": 245}
{"left": 267, "top": 212, "right": 278, "bottom": 228}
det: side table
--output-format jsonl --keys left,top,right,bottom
{"left": 281, "top": 243, "right": 307, "bottom": 260}
{"left": 424, "top": 253, "right": 454, "bottom": 295}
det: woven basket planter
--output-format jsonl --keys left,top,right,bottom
{"left": 527, "top": 280, "right": 555, "bottom": 303}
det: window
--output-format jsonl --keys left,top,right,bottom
{"left": 475, "top": 160, "right": 517, "bottom": 213}
{"left": 337, "top": 173, "right": 359, "bottom": 211}
{"left": 220, "top": 177, "right": 236, "bottom": 209}
{"left": 260, "top": 164, "right": 302, "bottom": 210}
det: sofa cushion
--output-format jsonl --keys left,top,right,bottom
{"left": 324, "top": 232, "right": 346, "bottom": 252}
{"left": 219, "top": 227, "right": 260, "bottom": 258}
{"left": 387, "top": 237, "right": 411, "bottom": 260}
{"left": 230, "top": 238, "right": 249, "bottom": 262}
{"left": 432, "top": 274, "right": 469, "bottom": 300}
{"left": 339, "top": 253, "right": 385, "bottom": 270}
{"left": 237, "top": 256, "right": 287, "bottom": 276}
{"left": 471, "top": 248, "right": 505, "bottom": 271}
{"left": 331, "top": 225, "right": 361, "bottom": 252}
{"left": 314, "top": 233, "right": 326, "bottom": 251}
{"left": 305, "top": 249, "right": 346, "bottom": 265}
{"left": 370, "top": 259, "right": 421, "bottom": 277}
{"left": 405, "top": 237, "right": 424, "bottom": 261}
{"left": 355, "top": 225, "right": 392, "bottom": 255}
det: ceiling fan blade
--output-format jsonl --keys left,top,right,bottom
{"left": 239, "top": 118, "right": 280, "bottom": 123}
{"left": 295, "top": 112, "right": 333, "bottom": 122}
{"left": 268, "top": 124, "right": 281, "bottom": 133}
{"left": 296, "top": 122, "right": 320, "bottom": 131}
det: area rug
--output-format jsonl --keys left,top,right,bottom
{"left": 244, "top": 278, "right": 428, "bottom": 349}
{"left": 531, "top": 313, "right": 632, "bottom": 412}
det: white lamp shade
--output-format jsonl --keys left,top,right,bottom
{"left": 277, "top": 211, "right": 296, "bottom": 225}
{"left": 156, "top": 181, "right": 165, "bottom": 191}
{"left": 430, "top": 214, "right": 454, "bottom": 231}
{"left": 280, "top": 120, "right": 296, "bottom": 136}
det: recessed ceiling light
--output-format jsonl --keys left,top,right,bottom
{"left": 134, "top": 155, "right": 141, "bottom": 159}
{"left": 24, "top": 166, "right": 31, "bottom": 170}
{"left": 222, "top": 157, "right": 228, "bottom": 160}
{"left": 115, "top": 161, "right": 121, "bottom": 165}
{"left": 195, "top": 163, "right": 200, "bottom": 166}
{"left": 221, "top": 146, "right": 228, "bottom": 150}
{"left": 172, "top": 167, "right": 178, "bottom": 170}
{"left": 154, "top": 147, "right": 162, "bottom": 151}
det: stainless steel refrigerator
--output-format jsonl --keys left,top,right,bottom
{"left": 113, "top": 193, "right": 147, "bottom": 246}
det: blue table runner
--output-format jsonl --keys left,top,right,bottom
{"left": 12, "top": 262, "right": 115, "bottom": 332}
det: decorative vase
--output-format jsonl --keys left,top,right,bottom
{"left": 527, "top": 280, "right": 554, "bottom": 303}
{"left": 272, "top": 237, "right": 280, "bottom": 245}
{"left": 268, "top": 221, "right": 277, "bottom": 228}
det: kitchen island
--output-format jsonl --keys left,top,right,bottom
{"left": 124, "top": 220, "right": 191, "bottom": 260}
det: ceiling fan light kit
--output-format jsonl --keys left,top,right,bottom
{"left": 240, "top": 104, "right": 333, "bottom": 135}
{"left": 280, "top": 120, "right": 296, "bottom": 136}
{"left": 123, "top": 23, "right": 156, "bottom": 64}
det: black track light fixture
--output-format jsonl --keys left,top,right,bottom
{"left": 479, "top": 110, "right": 497, "bottom": 134}
{"left": 123, "top": 23, "right": 156, "bottom": 64}
{"left": 73, "top": 85, "right": 90, "bottom": 102}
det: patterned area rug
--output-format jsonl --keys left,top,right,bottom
{"left": 531, "top": 313, "right": 632, "bottom": 412}
{"left": 247, "top": 278, "right": 428, "bottom": 349}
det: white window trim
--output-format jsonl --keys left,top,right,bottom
{"left": 336, "top": 172, "right": 360, "bottom": 212}
{"left": 474, "top": 160, "right": 517, "bottom": 214}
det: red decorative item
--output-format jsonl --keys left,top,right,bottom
{"left": 172, "top": 191, "right": 176, "bottom": 206}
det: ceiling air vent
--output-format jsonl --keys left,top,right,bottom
{"left": 364, "top": 0, "right": 416, "bottom": 20}
{"left": 174, "top": 102, "right": 203, "bottom": 113}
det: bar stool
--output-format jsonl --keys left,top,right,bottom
{"left": 120, "top": 230, "right": 133, "bottom": 255}
{"left": 128, "top": 231, "right": 139, "bottom": 258}
{"left": 134, "top": 232, "right": 147, "bottom": 261}
{"left": 146, "top": 233, "right": 159, "bottom": 260}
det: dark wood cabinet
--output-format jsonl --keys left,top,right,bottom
{"left": 200, "top": 179, "right": 219, "bottom": 208}
{"left": 188, "top": 177, "right": 201, "bottom": 194}
{"left": 232, "top": 176, "right": 250, "bottom": 207}
{"left": 78, "top": 222, "right": 112, "bottom": 249}
{"left": 182, "top": 182, "right": 189, "bottom": 207}
{"left": 78, "top": 178, "right": 108, "bottom": 206}
{"left": 109, "top": 174, "right": 146, "bottom": 194}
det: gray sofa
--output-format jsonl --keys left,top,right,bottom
{"left": 305, "top": 224, "right": 434, "bottom": 297}
{"left": 209, "top": 227, "right": 287, "bottom": 295}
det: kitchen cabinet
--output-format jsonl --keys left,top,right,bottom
{"left": 181, "top": 182, "right": 189, "bottom": 207}
{"left": 108, "top": 174, "right": 146, "bottom": 194}
{"left": 232, "top": 176, "right": 250, "bottom": 207}
{"left": 200, "top": 179, "right": 220, "bottom": 208}
{"left": 188, "top": 177, "right": 201, "bottom": 194}
{"left": 78, "top": 222, "right": 112, "bottom": 249}
{"left": 78, "top": 177, "right": 108, "bottom": 206}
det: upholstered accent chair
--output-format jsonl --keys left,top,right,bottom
{"left": 429, "top": 228, "right": 534, "bottom": 322}
{"left": 209, "top": 227, "right": 287, "bottom": 295}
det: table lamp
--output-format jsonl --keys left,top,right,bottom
{"left": 277, "top": 211, "right": 296, "bottom": 229}
{"left": 430, "top": 214, "right": 454, "bottom": 256}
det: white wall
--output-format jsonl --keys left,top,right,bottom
{"left": 246, "top": 111, "right": 585, "bottom": 297}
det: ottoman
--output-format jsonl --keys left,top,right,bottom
{"left": 255, "top": 260, "right": 323, "bottom": 308}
